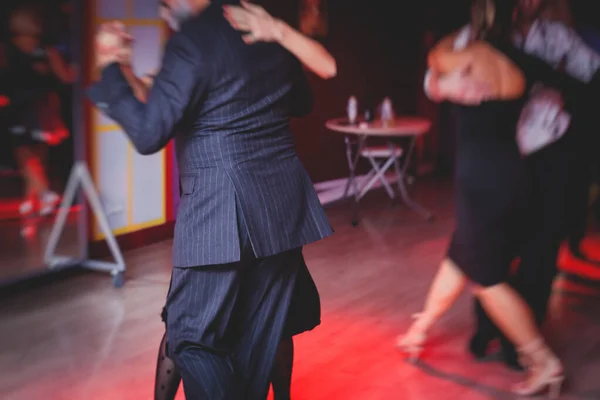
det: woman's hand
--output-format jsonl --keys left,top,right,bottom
{"left": 223, "top": 1, "right": 285, "bottom": 44}
{"left": 140, "top": 73, "right": 156, "bottom": 88}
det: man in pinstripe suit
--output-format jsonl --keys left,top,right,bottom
{"left": 88, "top": 0, "right": 333, "bottom": 398}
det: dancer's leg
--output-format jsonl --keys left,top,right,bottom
{"left": 270, "top": 258, "right": 320, "bottom": 400}
{"left": 154, "top": 332, "right": 181, "bottom": 400}
{"left": 474, "top": 283, "right": 563, "bottom": 395}
{"left": 413, "top": 258, "right": 467, "bottom": 330}
{"left": 469, "top": 299, "right": 499, "bottom": 359}
{"left": 271, "top": 338, "right": 294, "bottom": 400}
{"left": 398, "top": 258, "right": 467, "bottom": 355}
{"left": 474, "top": 283, "right": 539, "bottom": 347}
{"left": 154, "top": 332, "right": 294, "bottom": 400}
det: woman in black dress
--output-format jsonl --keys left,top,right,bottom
{"left": 397, "top": 0, "right": 591, "bottom": 396}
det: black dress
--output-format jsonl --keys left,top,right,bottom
{"left": 446, "top": 41, "right": 588, "bottom": 287}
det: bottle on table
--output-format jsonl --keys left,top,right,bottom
{"left": 380, "top": 97, "right": 395, "bottom": 126}
{"left": 347, "top": 96, "right": 358, "bottom": 125}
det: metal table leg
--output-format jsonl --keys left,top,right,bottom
{"left": 392, "top": 138, "right": 434, "bottom": 221}
{"left": 342, "top": 135, "right": 367, "bottom": 226}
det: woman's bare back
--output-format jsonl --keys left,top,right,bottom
{"left": 429, "top": 39, "right": 526, "bottom": 100}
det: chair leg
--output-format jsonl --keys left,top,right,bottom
{"left": 362, "top": 156, "right": 396, "bottom": 199}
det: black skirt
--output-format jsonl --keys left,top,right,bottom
{"left": 161, "top": 262, "right": 321, "bottom": 339}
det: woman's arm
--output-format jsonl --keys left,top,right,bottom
{"left": 429, "top": 41, "right": 526, "bottom": 100}
{"left": 276, "top": 21, "right": 336, "bottom": 79}
{"left": 424, "top": 26, "right": 494, "bottom": 105}
{"left": 223, "top": 1, "right": 336, "bottom": 79}
{"left": 428, "top": 49, "right": 473, "bottom": 75}
{"left": 46, "top": 47, "right": 77, "bottom": 83}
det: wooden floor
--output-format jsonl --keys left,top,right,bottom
{"left": 2, "top": 178, "right": 600, "bottom": 400}
{"left": 0, "top": 208, "right": 82, "bottom": 285}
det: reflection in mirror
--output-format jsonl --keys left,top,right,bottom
{"left": 0, "top": 0, "right": 84, "bottom": 285}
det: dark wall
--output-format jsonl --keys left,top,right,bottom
{"left": 262, "top": 0, "right": 470, "bottom": 183}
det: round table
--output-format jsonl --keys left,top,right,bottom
{"left": 325, "top": 117, "right": 433, "bottom": 225}
{"left": 325, "top": 117, "right": 431, "bottom": 137}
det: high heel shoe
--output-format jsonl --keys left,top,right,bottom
{"left": 512, "top": 338, "right": 564, "bottom": 398}
{"left": 396, "top": 313, "right": 427, "bottom": 363}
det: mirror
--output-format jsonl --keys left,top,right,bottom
{"left": 0, "top": 0, "right": 86, "bottom": 285}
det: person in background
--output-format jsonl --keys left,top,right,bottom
{"left": 468, "top": 0, "right": 600, "bottom": 371}
{"left": 4, "top": 3, "right": 77, "bottom": 224}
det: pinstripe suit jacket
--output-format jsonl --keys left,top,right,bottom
{"left": 88, "top": 3, "right": 333, "bottom": 267}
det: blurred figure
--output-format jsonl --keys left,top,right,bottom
{"left": 471, "top": 0, "right": 600, "bottom": 371}
{"left": 398, "top": 0, "right": 594, "bottom": 395}
{"left": 574, "top": 7, "right": 600, "bottom": 243}
{"left": 4, "top": 2, "right": 76, "bottom": 226}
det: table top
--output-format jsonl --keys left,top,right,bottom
{"left": 325, "top": 117, "right": 431, "bottom": 137}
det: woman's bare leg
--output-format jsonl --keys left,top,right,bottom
{"left": 473, "top": 283, "right": 539, "bottom": 347}
{"left": 398, "top": 258, "right": 467, "bottom": 356}
{"left": 474, "top": 284, "right": 563, "bottom": 395}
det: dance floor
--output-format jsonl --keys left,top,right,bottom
{"left": 0, "top": 206, "right": 83, "bottom": 285}
{"left": 1, "top": 178, "right": 599, "bottom": 400}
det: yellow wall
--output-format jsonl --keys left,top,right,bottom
{"left": 89, "top": 0, "right": 167, "bottom": 239}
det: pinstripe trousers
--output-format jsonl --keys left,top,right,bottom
{"left": 165, "top": 213, "right": 301, "bottom": 400}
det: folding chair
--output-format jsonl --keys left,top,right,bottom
{"left": 342, "top": 141, "right": 404, "bottom": 226}
{"left": 357, "top": 144, "right": 403, "bottom": 201}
